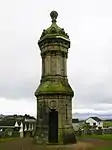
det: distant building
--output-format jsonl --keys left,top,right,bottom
{"left": 85, "top": 117, "right": 103, "bottom": 129}
{"left": 0, "top": 115, "right": 36, "bottom": 137}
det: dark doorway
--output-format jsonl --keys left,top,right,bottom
{"left": 48, "top": 109, "right": 58, "bottom": 143}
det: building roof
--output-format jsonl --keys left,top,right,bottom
{"left": 0, "top": 115, "right": 36, "bottom": 127}
{"left": 0, "top": 118, "right": 17, "bottom": 126}
{"left": 72, "top": 119, "right": 79, "bottom": 123}
{"left": 90, "top": 117, "right": 102, "bottom": 122}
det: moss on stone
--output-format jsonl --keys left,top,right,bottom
{"left": 35, "top": 81, "right": 74, "bottom": 96}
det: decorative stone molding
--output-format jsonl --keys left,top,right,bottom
{"left": 47, "top": 100, "right": 57, "bottom": 110}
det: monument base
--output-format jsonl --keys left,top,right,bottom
{"left": 33, "top": 127, "right": 77, "bottom": 145}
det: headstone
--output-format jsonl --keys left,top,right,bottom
{"left": 19, "top": 122, "right": 24, "bottom": 138}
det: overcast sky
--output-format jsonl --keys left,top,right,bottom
{"left": 0, "top": 0, "right": 112, "bottom": 117}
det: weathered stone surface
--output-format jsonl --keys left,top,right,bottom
{"left": 34, "top": 11, "right": 76, "bottom": 144}
{"left": 35, "top": 81, "right": 74, "bottom": 96}
{"left": 39, "top": 11, "right": 69, "bottom": 41}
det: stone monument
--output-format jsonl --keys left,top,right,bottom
{"left": 34, "top": 11, "right": 76, "bottom": 144}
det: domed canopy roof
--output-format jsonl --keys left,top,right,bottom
{"left": 39, "top": 11, "right": 69, "bottom": 42}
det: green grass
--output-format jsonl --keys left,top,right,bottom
{"left": 0, "top": 137, "right": 20, "bottom": 143}
{"left": 103, "top": 121, "right": 112, "bottom": 127}
{"left": 92, "top": 147, "right": 112, "bottom": 150}
{"left": 78, "top": 134, "right": 112, "bottom": 150}
{"left": 81, "top": 134, "right": 112, "bottom": 140}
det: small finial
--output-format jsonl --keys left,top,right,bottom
{"left": 50, "top": 11, "right": 58, "bottom": 23}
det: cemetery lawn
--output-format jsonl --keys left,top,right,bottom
{"left": 0, "top": 137, "right": 93, "bottom": 150}
{"left": 78, "top": 134, "right": 112, "bottom": 150}
{"left": 80, "top": 134, "right": 112, "bottom": 140}
{"left": 92, "top": 147, "right": 112, "bottom": 150}
{"left": 0, "top": 137, "right": 20, "bottom": 142}
{"left": 103, "top": 120, "right": 112, "bottom": 127}
{"left": 0, "top": 136, "right": 112, "bottom": 150}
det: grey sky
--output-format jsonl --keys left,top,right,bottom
{"left": 0, "top": 0, "right": 112, "bottom": 116}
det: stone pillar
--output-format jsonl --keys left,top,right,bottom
{"left": 34, "top": 11, "right": 76, "bottom": 145}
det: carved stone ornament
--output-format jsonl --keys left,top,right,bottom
{"left": 48, "top": 100, "right": 57, "bottom": 110}
{"left": 39, "top": 11, "right": 69, "bottom": 40}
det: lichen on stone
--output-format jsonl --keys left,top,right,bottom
{"left": 35, "top": 81, "right": 74, "bottom": 96}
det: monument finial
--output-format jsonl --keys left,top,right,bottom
{"left": 50, "top": 11, "right": 58, "bottom": 23}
